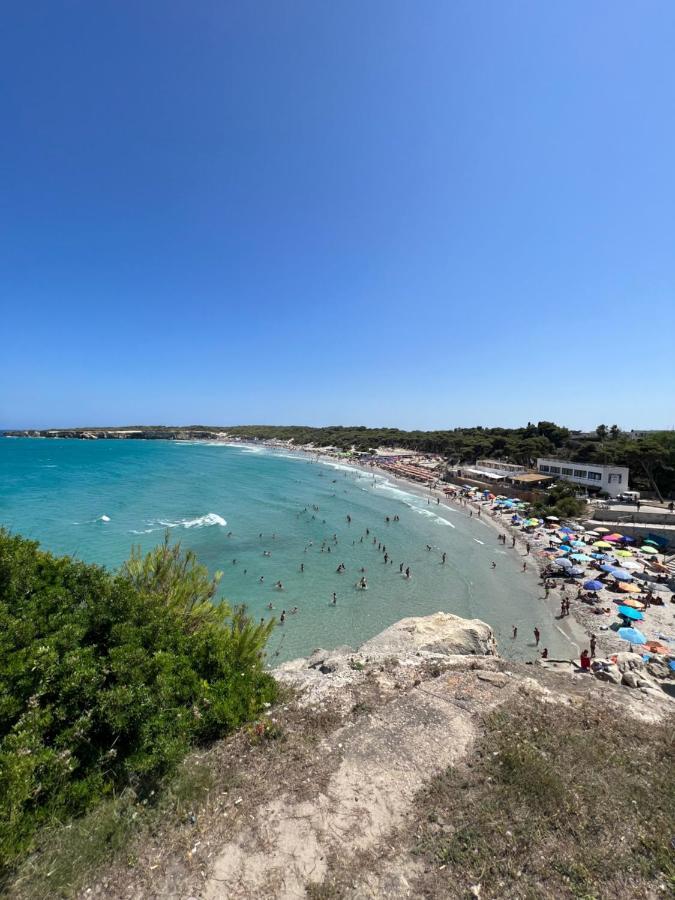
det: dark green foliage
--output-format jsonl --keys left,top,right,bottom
{"left": 531, "top": 481, "right": 587, "bottom": 519}
{"left": 0, "top": 531, "right": 276, "bottom": 879}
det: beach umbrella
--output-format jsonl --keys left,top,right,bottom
{"left": 553, "top": 557, "right": 573, "bottom": 568}
{"left": 617, "top": 627, "right": 647, "bottom": 645}
{"left": 571, "top": 553, "right": 592, "bottom": 562}
{"left": 600, "top": 565, "right": 633, "bottom": 580}
{"left": 640, "top": 546, "right": 658, "bottom": 554}
{"left": 584, "top": 580, "right": 604, "bottom": 591}
{"left": 643, "top": 640, "right": 670, "bottom": 654}
{"left": 617, "top": 597, "right": 645, "bottom": 610}
{"left": 616, "top": 560, "right": 641, "bottom": 571}
{"left": 617, "top": 605, "right": 644, "bottom": 621}
{"left": 604, "top": 533, "right": 623, "bottom": 542}
{"left": 617, "top": 581, "right": 641, "bottom": 593}
{"left": 611, "top": 568, "right": 634, "bottom": 581}
{"left": 591, "top": 552, "right": 611, "bottom": 560}
{"left": 614, "top": 550, "right": 633, "bottom": 557}
{"left": 643, "top": 538, "right": 660, "bottom": 546}
{"left": 593, "top": 541, "right": 613, "bottom": 548}
{"left": 595, "top": 527, "right": 611, "bottom": 534}
{"left": 570, "top": 540, "right": 586, "bottom": 548}
{"left": 618, "top": 536, "right": 635, "bottom": 543}
{"left": 585, "top": 530, "right": 600, "bottom": 537}
{"left": 568, "top": 566, "right": 585, "bottom": 577}
{"left": 545, "top": 515, "right": 559, "bottom": 521}
{"left": 560, "top": 526, "right": 575, "bottom": 534}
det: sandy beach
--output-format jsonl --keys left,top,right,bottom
{"left": 301, "top": 448, "right": 674, "bottom": 662}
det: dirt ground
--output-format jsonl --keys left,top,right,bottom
{"left": 72, "top": 647, "right": 673, "bottom": 900}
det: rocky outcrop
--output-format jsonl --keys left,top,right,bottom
{"left": 274, "top": 612, "right": 498, "bottom": 705}
{"left": 360, "top": 611, "right": 497, "bottom": 658}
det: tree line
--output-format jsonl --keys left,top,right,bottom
{"left": 226, "top": 423, "right": 675, "bottom": 499}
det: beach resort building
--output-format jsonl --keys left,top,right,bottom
{"left": 536, "top": 458, "right": 629, "bottom": 497}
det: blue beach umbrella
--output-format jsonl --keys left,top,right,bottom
{"left": 584, "top": 580, "right": 604, "bottom": 591}
{"left": 616, "top": 606, "right": 644, "bottom": 621}
{"left": 568, "top": 566, "right": 585, "bottom": 577}
{"left": 600, "top": 564, "right": 632, "bottom": 579}
{"left": 560, "top": 527, "right": 575, "bottom": 534}
{"left": 571, "top": 553, "right": 592, "bottom": 562}
{"left": 611, "top": 568, "right": 633, "bottom": 581}
{"left": 591, "top": 553, "right": 611, "bottom": 560}
{"left": 617, "top": 627, "right": 647, "bottom": 645}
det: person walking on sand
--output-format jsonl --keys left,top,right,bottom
{"left": 590, "top": 634, "right": 597, "bottom": 657}
{"left": 533, "top": 626, "right": 540, "bottom": 646}
{"left": 526, "top": 542, "right": 531, "bottom": 555}
{"left": 511, "top": 536, "right": 516, "bottom": 547}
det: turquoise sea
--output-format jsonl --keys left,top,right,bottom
{"left": 0, "top": 438, "right": 574, "bottom": 662}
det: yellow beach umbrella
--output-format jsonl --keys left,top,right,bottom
{"left": 614, "top": 550, "right": 633, "bottom": 557}
{"left": 593, "top": 540, "right": 613, "bottom": 548}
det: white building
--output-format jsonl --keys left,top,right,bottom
{"left": 476, "top": 459, "right": 527, "bottom": 475}
{"left": 536, "top": 458, "right": 629, "bottom": 497}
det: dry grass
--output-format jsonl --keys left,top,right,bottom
{"left": 411, "top": 699, "right": 675, "bottom": 899}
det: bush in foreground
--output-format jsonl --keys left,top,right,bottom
{"left": 0, "top": 530, "right": 276, "bottom": 879}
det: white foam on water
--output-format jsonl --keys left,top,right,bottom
{"left": 158, "top": 513, "right": 227, "bottom": 529}
{"left": 98, "top": 515, "right": 111, "bottom": 523}
{"left": 473, "top": 538, "right": 484, "bottom": 545}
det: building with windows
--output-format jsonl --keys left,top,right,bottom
{"left": 476, "top": 459, "right": 528, "bottom": 475}
{"left": 535, "top": 458, "right": 629, "bottom": 497}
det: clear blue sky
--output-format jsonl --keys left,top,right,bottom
{"left": 2, "top": 1, "right": 674, "bottom": 431}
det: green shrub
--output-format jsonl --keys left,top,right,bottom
{"left": 0, "top": 530, "right": 277, "bottom": 880}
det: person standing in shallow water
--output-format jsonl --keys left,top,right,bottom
{"left": 512, "top": 625, "right": 518, "bottom": 639}
{"left": 533, "top": 626, "right": 540, "bottom": 646}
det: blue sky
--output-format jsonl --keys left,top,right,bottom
{"left": 2, "top": 1, "right": 674, "bottom": 430}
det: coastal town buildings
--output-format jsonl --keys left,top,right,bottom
{"left": 536, "top": 458, "right": 629, "bottom": 497}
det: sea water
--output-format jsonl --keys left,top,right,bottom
{"left": 0, "top": 438, "right": 574, "bottom": 662}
